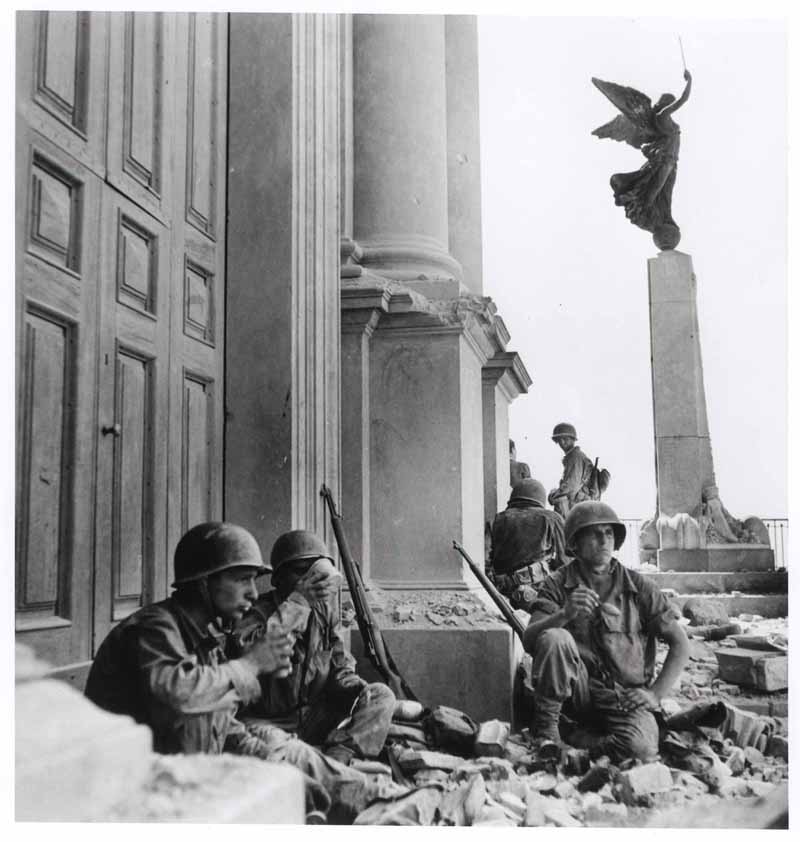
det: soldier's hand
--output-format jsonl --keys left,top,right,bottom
{"left": 620, "top": 687, "right": 660, "bottom": 712}
{"left": 563, "top": 586, "right": 600, "bottom": 621}
{"left": 296, "top": 559, "right": 342, "bottom": 603}
{"left": 240, "top": 627, "right": 294, "bottom": 678}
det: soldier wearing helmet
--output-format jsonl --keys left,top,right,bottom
{"left": 234, "top": 529, "right": 396, "bottom": 768}
{"left": 86, "top": 522, "right": 400, "bottom": 821}
{"left": 488, "top": 478, "right": 567, "bottom": 612}
{"left": 521, "top": 501, "right": 689, "bottom": 762}
{"left": 547, "top": 422, "right": 600, "bottom": 518}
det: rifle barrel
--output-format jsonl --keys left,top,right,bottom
{"left": 452, "top": 541, "right": 527, "bottom": 640}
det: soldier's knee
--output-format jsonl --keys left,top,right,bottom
{"left": 613, "top": 711, "right": 660, "bottom": 762}
{"left": 362, "top": 682, "right": 395, "bottom": 707}
{"left": 536, "top": 627, "right": 578, "bottom": 655}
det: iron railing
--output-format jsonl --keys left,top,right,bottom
{"left": 617, "top": 518, "right": 788, "bottom": 570}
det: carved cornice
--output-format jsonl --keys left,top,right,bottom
{"left": 483, "top": 351, "right": 532, "bottom": 400}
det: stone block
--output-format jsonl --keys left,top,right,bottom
{"left": 766, "top": 735, "right": 788, "bottom": 761}
{"left": 683, "top": 597, "right": 729, "bottom": 626}
{"left": 474, "top": 719, "right": 510, "bottom": 757}
{"left": 642, "top": 570, "right": 788, "bottom": 595}
{"left": 768, "top": 699, "right": 788, "bottom": 718}
{"left": 658, "top": 548, "right": 775, "bottom": 573}
{"left": 396, "top": 747, "right": 465, "bottom": 772}
{"left": 351, "top": 625, "right": 520, "bottom": 723}
{"left": 16, "top": 677, "right": 153, "bottom": 821}
{"left": 617, "top": 762, "right": 673, "bottom": 805}
{"left": 108, "top": 755, "right": 305, "bottom": 823}
{"left": 716, "top": 649, "right": 788, "bottom": 691}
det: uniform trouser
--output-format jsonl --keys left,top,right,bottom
{"left": 531, "top": 628, "right": 660, "bottom": 762}
{"left": 300, "top": 682, "right": 396, "bottom": 759}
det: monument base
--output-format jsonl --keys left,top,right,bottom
{"left": 657, "top": 546, "right": 775, "bottom": 573}
{"left": 350, "top": 625, "right": 521, "bottom": 724}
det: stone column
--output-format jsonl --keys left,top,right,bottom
{"left": 352, "top": 14, "right": 463, "bottom": 296}
{"left": 226, "top": 14, "right": 341, "bottom": 552}
{"left": 648, "top": 250, "right": 716, "bottom": 517}
{"left": 483, "top": 352, "right": 532, "bottom": 526}
{"left": 445, "top": 15, "right": 484, "bottom": 295}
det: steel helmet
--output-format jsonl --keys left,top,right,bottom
{"left": 552, "top": 422, "right": 578, "bottom": 441}
{"left": 270, "top": 529, "right": 334, "bottom": 579}
{"left": 564, "top": 501, "right": 626, "bottom": 550}
{"left": 172, "top": 522, "right": 270, "bottom": 587}
{"left": 509, "top": 478, "right": 547, "bottom": 508}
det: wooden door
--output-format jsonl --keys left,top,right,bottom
{"left": 16, "top": 11, "right": 228, "bottom": 666}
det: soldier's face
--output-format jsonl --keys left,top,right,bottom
{"left": 207, "top": 567, "right": 260, "bottom": 623}
{"left": 574, "top": 525, "right": 616, "bottom": 573}
{"left": 556, "top": 436, "right": 575, "bottom": 453}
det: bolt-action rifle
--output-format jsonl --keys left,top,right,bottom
{"left": 321, "top": 484, "right": 417, "bottom": 701}
{"left": 452, "top": 540, "right": 527, "bottom": 642}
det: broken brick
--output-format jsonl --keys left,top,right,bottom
{"left": 765, "top": 735, "right": 788, "bottom": 761}
{"left": 617, "top": 762, "right": 673, "bottom": 805}
{"left": 474, "top": 719, "right": 510, "bottom": 757}
{"left": 716, "top": 649, "right": 788, "bottom": 692}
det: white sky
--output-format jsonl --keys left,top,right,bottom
{"left": 478, "top": 15, "right": 787, "bottom": 520}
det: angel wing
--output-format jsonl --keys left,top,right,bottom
{"left": 591, "top": 77, "right": 660, "bottom": 148}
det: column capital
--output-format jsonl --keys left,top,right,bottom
{"left": 483, "top": 351, "right": 532, "bottom": 402}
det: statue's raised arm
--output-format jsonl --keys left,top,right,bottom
{"left": 592, "top": 70, "right": 692, "bottom": 250}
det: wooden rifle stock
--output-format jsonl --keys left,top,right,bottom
{"left": 320, "top": 485, "right": 417, "bottom": 701}
{"left": 452, "top": 540, "right": 527, "bottom": 641}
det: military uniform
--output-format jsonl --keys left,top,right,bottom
{"left": 234, "top": 590, "right": 395, "bottom": 762}
{"left": 85, "top": 591, "right": 381, "bottom": 818}
{"left": 550, "top": 445, "right": 597, "bottom": 518}
{"left": 490, "top": 502, "right": 566, "bottom": 612}
{"left": 526, "top": 557, "right": 677, "bottom": 761}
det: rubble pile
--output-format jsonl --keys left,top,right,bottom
{"left": 349, "top": 611, "right": 788, "bottom": 827}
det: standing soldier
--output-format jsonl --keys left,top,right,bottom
{"left": 548, "top": 422, "right": 599, "bottom": 518}
{"left": 509, "top": 439, "right": 532, "bottom": 489}
{"left": 234, "top": 530, "right": 397, "bottom": 767}
{"left": 489, "top": 478, "right": 567, "bottom": 613}
{"left": 522, "top": 502, "right": 689, "bottom": 760}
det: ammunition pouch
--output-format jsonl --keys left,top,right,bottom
{"left": 494, "top": 558, "right": 552, "bottom": 612}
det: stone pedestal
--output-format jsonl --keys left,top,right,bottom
{"left": 648, "top": 251, "right": 774, "bottom": 573}
{"left": 648, "top": 250, "right": 715, "bottom": 518}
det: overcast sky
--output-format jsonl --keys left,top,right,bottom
{"left": 478, "top": 15, "right": 787, "bottom": 520}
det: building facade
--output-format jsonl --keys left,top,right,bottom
{"left": 15, "top": 12, "right": 529, "bottom": 704}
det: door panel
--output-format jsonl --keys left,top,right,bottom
{"left": 16, "top": 11, "right": 227, "bottom": 666}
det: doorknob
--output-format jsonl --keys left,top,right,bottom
{"left": 102, "top": 422, "right": 122, "bottom": 437}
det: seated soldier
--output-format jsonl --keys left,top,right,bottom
{"left": 522, "top": 502, "right": 689, "bottom": 761}
{"left": 85, "top": 522, "right": 399, "bottom": 821}
{"left": 489, "top": 478, "right": 567, "bottom": 612}
{"left": 234, "top": 530, "right": 396, "bottom": 767}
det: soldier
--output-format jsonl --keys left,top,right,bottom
{"left": 85, "top": 522, "right": 400, "bottom": 822}
{"left": 548, "top": 422, "right": 598, "bottom": 518}
{"left": 489, "top": 478, "right": 567, "bottom": 612}
{"left": 234, "top": 530, "right": 396, "bottom": 767}
{"left": 522, "top": 502, "right": 689, "bottom": 761}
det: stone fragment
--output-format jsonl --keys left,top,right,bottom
{"left": 768, "top": 699, "right": 788, "bottom": 717}
{"left": 765, "top": 735, "right": 788, "bottom": 761}
{"left": 425, "top": 611, "right": 443, "bottom": 626}
{"left": 580, "top": 792, "right": 603, "bottom": 812}
{"left": 541, "top": 796, "right": 582, "bottom": 827}
{"left": 523, "top": 791, "right": 547, "bottom": 827}
{"left": 413, "top": 769, "right": 450, "bottom": 785}
{"left": 496, "top": 791, "right": 526, "bottom": 821}
{"left": 683, "top": 598, "right": 729, "bottom": 627}
{"left": 714, "top": 682, "right": 741, "bottom": 697}
{"left": 393, "top": 607, "right": 414, "bottom": 623}
{"left": 396, "top": 748, "right": 465, "bottom": 773}
{"left": 730, "top": 634, "right": 787, "bottom": 652}
{"left": 577, "top": 764, "right": 613, "bottom": 792}
{"left": 527, "top": 770, "right": 558, "bottom": 793}
{"left": 452, "top": 601, "right": 472, "bottom": 616}
{"left": 660, "top": 697, "right": 682, "bottom": 717}
{"left": 744, "top": 746, "right": 765, "bottom": 766}
{"left": 474, "top": 719, "right": 510, "bottom": 757}
{"left": 670, "top": 769, "right": 709, "bottom": 798}
{"left": 584, "top": 802, "right": 629, "bottom": 825}
{"left": 354, "top": 787, "right": 443, "bottom": 826}
{"left": 564, "top": 747, "right": 590, "bottom": 776}
{"left": 744, "top": 779, "right": 776, "bottom": 799}
{"left": 502, "top": 738, "right": 530, "bottom": 765}
{"left": 555, "top": 780, "right": 577, "bottom": 800}
{"left": 726, "top": 747, "right": 746, "bottom": 775}
{"left": 473, "top": 802, "right": 516, "bottom": 826}
{"left": 716, "top": 649, "right": 788, "bottom": 691}
{"left": 462, "top": 773, "right": 487, "bottom": 825}
{"left": 617, "top": 762, "right": 673, "bottom": 805}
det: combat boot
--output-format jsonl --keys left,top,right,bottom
{"left": 532, "top": 695, "right": 563, "bottom": 744}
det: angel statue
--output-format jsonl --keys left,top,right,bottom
{"left": 592, "top": 70, "right": 692, "bottom": 250}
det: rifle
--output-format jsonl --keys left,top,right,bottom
{"left": 320, "top": 484, "right": 417, "bottom": 701}
{"left": 452, "top": 540, "right": 527, "bottom": 642}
